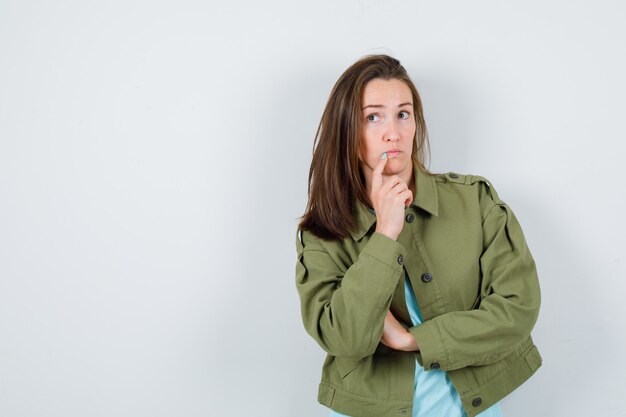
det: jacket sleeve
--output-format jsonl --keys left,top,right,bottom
{"left": 295, "top": 229, "right": 407, "bottom": 360}
{"left": 408, "top": 181, "right": 541, "bottom": 371}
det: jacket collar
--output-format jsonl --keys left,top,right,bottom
{"left": 350, "top": 164, "right": 439, "bottom": 241}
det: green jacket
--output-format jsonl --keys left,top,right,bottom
{"left": 294, "top": 164, "right": 543, "bottom": 417}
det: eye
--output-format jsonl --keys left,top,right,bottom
{"left": 399, "top": 111, "right": 411, "bottom": 119}
{"left": 366, "top": 113, "right": 380, "bottom": 122}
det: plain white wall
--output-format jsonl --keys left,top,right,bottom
{"left": 1, "top": 1, "right": 624, "bottom": 416}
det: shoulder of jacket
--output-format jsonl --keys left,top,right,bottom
{"left": 434, "top": 172, "right": 505, "bottom": 205}
{"left": 296, "top": 228, "right": 316, "bottom": 251}
{"left": 469, "top": 174, "right": 506, "bottom": 205}
{"left": 434, "top": 171, "right": 469, "bottom": 184}
{"left": 295, "top": 228, "right": 338, "bottom": 253}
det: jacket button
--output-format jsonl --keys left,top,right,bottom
{"left": 421, "top": 273, "right": 433, "bottom": 282}
{"left": 405, "top": 213, "right": 414, "bottom": 223}
{"left": 430, "top": 362, "right": 440, "bottom": 369}
{"left": 397, "top": 255, "right": 404, "bottom": 265}
{"left": 449, "top": 172, "right": 459, "bottom": 178}
{"left": 472, "top": 397, "right": 482, "bottom": 407}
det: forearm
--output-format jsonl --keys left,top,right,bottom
{"left": 408, "top": 289, "right": 540, "bottom": 371}
{"left": 296, "top": 231, "right": 408, "bottom": 359}
{"left": 380, "top": 311, "right": 420, "bottom": 351}
{"left": 385, "top": 329, "right": 420, "bottom": 351}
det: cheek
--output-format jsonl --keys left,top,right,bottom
{"left": 359, "top": 134, "right": 376, "bottom": 159}
{"left": 401, "top": 120, "right": 416, "bottom": 134}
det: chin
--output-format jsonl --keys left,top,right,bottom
{"left": 384, "top": 165, "right": 404, "bottom": 173}
{"left": 386, "top": 161, "right": 408, "bottom": 171}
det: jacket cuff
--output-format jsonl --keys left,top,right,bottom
{"left": 359, "top": 232, "right": 408, "bottom": 274}
{"left": 408, "top": 321, "right": 449, "bottom": 371}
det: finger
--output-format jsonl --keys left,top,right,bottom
{"left": 402, "top": 189, "right": 413, "bottom": 208}
{"left": 381, "top": 176, "right": 403, "bottom": 192}
{"left": 372, "top": 152, "right": 389, "bottom": 192}
{"left": 388, "top": 179, "right": 408, "bottom": 193}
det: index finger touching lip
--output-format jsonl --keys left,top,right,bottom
{"left": 372, "top": 152, "right": 388, "bottom": 189}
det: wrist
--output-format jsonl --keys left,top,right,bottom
{"left": 375, "top": 227, "right": 398, "bottom": 241}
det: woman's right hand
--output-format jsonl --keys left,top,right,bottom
{"left": 370, "top": 154, "right": 413, "bottom": 241}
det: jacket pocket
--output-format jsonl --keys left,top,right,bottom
{"left": 335, "top": 356, "right": 365, "bottom": 379}
{"left": 471, "top": 294, "right": 482, "bottom": 310}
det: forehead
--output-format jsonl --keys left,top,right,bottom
{"left": 361, "top": 79, "right": 413, "bottom": 106}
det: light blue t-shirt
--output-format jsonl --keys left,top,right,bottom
{"left": 329, "top": 272, "right": 503, "bottom": 417}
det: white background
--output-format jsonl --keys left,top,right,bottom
{"left": 1, "top": 1, "right": 625, "bottom": 416}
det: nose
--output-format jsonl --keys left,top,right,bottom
{"left": 384, "top": 122, "right": 400, "bottom": 141}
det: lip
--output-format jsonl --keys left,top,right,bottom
{"left": 386, "top": 150, "right": 401, "bottom": 155}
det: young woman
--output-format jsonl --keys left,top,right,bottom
{"left": 294, "top": 54, "right": 542, "bottom": 417}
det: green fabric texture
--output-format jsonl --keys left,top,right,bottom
{"left": 294, "top": 164, "right": 543, "bottom": 417}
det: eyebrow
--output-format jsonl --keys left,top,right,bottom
{"left": 361, "top": 102, "right": 413, "bottom": 111}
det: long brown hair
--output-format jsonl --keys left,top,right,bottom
{"left": 297, "top": 54, "right": 432, "bottom": 241}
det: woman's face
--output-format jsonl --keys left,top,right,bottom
{"left": 358, "top": 78, "right": 416, "bottom": 180}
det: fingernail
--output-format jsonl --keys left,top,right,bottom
{"left": 381, "top": 153, "right": 387, "bottom": 160}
